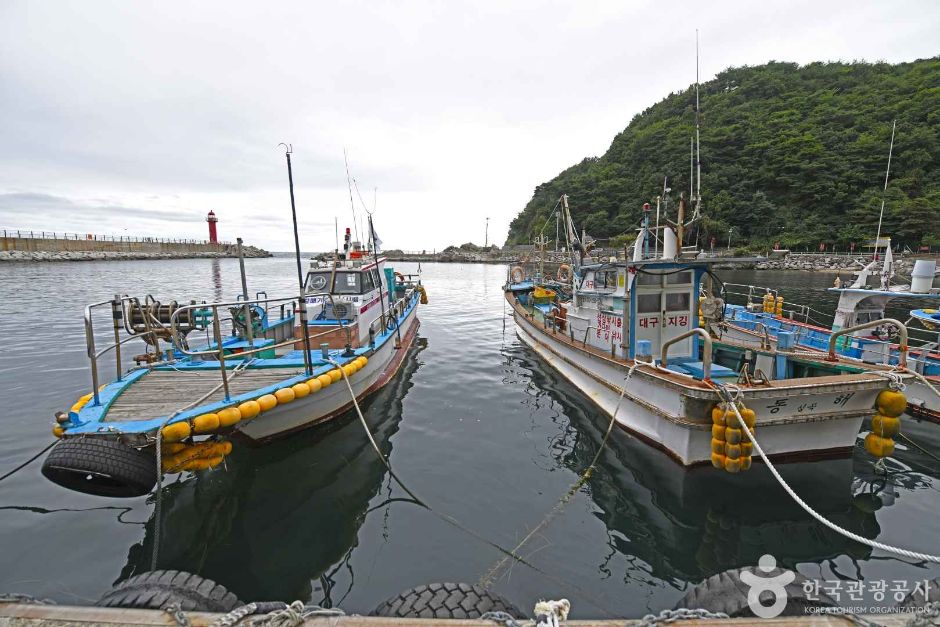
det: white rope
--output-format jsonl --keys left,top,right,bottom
{"left": 715, "top": 384, "right": 940, "bottom": 564}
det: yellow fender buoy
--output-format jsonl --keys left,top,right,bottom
{"left": 292, "top": 382, "right": 311, "bottom": 399}
{"left": 864, "top": 433, "right": 895, "bottom": 457}
{"left": 316, "top": 374, "right": 332, "bottom": 389}
{"left": 342, "top": 363, "right": 358, "bottom": 377}
{"left": 871, "top": 414, "right": 900, "bottom": 438}
{"left": 876, "top": 389, "right": 907, "bottom": 417}
{"left": 274, "top": 388, "right": 296, "bottom": 404}
{"left": 52, "top": 425, "right": 64, "bottom": 438}
{"left": 328, "top": 369, "right": 343, "bottom": 384}
{"left": 193, "top": 413, "right": 220, "bottom": 434}
{"left": 257, "top": 394, "right": 278, "bottom": 412}
{"left": 162, "top": 421, "right": 191, "bottom": 442}
{"left": 306, "top": 378, "right": 323, "bottom": 393}
{"left": 218, "top": 407, "right": 242, "bottom": 427}
{"left": 238, "top": 401, "right": 261, "bottom": 420}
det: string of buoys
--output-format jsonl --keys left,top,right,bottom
{"left": 761, "top": 292, "right": 784, "bottom": 315}
{"left": 417, "top": 284, "right": 429, "bottom": 304}
{"left": 53, "top": 356, "right": 370, "bottom": 469}
{"left": 864, "top": 388, "right": 906, "bottom": 458}
{"left": 710, "top": 401, "right": 757, "bottom": 473}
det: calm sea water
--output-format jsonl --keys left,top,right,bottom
{"left": 0, "top": 259, "right": 938, "bottom": 617}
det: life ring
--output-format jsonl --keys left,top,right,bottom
{"left": 394, "top": 271, "right": 405, "bottom": 285}
{"left": 510, "top": 266, "right": 525, "bottom": 284}
{"left": 557, "top": 264, "right": 572, "bottom": 282}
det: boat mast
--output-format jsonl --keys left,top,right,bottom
{"left": 873, "top": 119, "right": 897, "bottom": 262}
{"left": 694, "top": 29, "right": 702, "bottom": 217}
{"left": 281, "top": 143, "right": 314, "bottom": 376}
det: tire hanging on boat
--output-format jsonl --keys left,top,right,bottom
{"left": 372, "top": 583, "right": 522, "bottom": 620}
{"left": 41, "top": 438, "right": 157, "bottom": 498}
{"left": 96, "top": 570, "right": 242, "bottom": 612}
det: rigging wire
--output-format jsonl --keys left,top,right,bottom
{"left": 343, "top": 149, "right": 361, "bottom": 245}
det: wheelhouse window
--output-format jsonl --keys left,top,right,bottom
{"left": 665, "top": 292, "right": 691, "bottom": 312}
{"left": 666, "top": 271, "right": 692, "bottom": 285}
{"left": 637, "top": 294, "right": 660, "bottom": 313}
{"left": 305, "top": 272, "right": 330, "bottom": 293}
{"left": 333, "top": 272, "right": 361, "bottom": 294}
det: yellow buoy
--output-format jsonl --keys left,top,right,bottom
{"left": 164, "top": 442, "right": 187, "bottom": 454}
{"left": 711, "top": 424, "right": 726, "bottom": 441}
{"left": 864, "top": 433, "right": 895, "bottom": 457}
{"left": 725, "top": 443, "right": 742, "bottom": 460}
{"left": 775, "top": 296, "right": 784, "bottom": 315}
{"left": 328, "top": 369, "right": 343, "bottom": 383}
{"left": 274, "top": 387, "right": 296, "bottom": 404}
{"left": 193, "top": 413, "right": 220, "bottom": 434}
{"left": 218, "top": 407, "right": 242, "bottom": 427}
{"left": 725, "top": 428, "right": 743, "bottom": 445}
{"left": 316, "top": 374, "right": 332, "bottom": 388}
{"left": 292, "top": 382, "right": 311, "bottom": 399}
{"left": 343, "top": 363, "right": 357, "bottom": 377}
{"left": 740, "top": 456, "right": 752, "bottom": 471}
{"left": 871, "top": 414, "right": 900, "bottom": 438}
{"left": 724, "top": 457, "right": 742, "bottom": 473}
{"left": 257, "top": 394, "right": 278, "bottom": 412}
{"left": 219, "top": 440, "right": 233, "bottom": 455}
{"left": 306, "top": 378, "right": 323, "bottom": 393}
{"left": 207, "top": 456, "right": 224, "bottom": 469}
{"left": 741, "top": 442, "right": 753, "bottom": 457}
{"left": 52, "top": 425, "right": 64, "bottom": 438}
{"left": 710, "top": 406, "right": 727, "bottom": 426}
{"left": 162, "top": 421, "right": 191, "bottom": 442}
{"left": 711, "top": 439, "right": 725, "bottom": 455}
{"left": 238, "top": 400, "right": 261, "bottom": 420}
{"left": 739, "top": 408, "right": 757, "bottom": 429}
{"left": 183, "top": 458, "right": 212, "bottom": 471}
{"left": 876, "top": 389, "right": 907, "bottom": 417}
{"left": 710, "top": 453, "right": 726, "bottom": 469}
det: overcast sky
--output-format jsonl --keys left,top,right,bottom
{"left": 1, "top": 1, "right": 936, "bottom": 252}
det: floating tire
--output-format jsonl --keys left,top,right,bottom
{"left": 677, "top": 566, "right": 838, "bottom": 618}
{"left": 41, "top": 438, "right": 157, "bottom": 498}
{"left": 372, "top": 582, "right": 523, "bottom": 620}
{"left": 97, "top": 570, "right": 242, "bottom": 612}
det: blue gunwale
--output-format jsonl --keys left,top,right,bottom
{"left": 66, "top": 291, "right": 419, "bottom": 436}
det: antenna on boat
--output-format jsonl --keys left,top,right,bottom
{"left": 873, "top": 119, "right": 897, "bottom": 262}
{"left": 344, "top": 148, "right": 361, "bottom": 246}
{"left": 694, "top": 29, "right": 702, "bottom": 218}
{"left": 280, "top": 143, "right": 314, "bottom": 376}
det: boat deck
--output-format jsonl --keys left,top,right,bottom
{"left": 105, "top": 367, "right": 305, "bottom": 422}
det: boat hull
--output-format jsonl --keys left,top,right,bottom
{"left": 513, "top": 310, "right": 875, "bottom": 466}
{"left": 236, "top": 305, "right": 419, "bottom": 443}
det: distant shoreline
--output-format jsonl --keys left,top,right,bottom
{"left": 0, "top": 249, "right": 272, "bottom": 263}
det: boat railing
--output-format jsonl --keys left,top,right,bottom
{"left": 722, "top": 282, "right": 833, "bottom": 326}
{"left": 828, "top": 319, "right": 908, "bottom": 369}
{"left": 661, "top": 328, "right": 713, "bottom": 379}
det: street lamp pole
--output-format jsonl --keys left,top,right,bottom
{"left": 727, "top": 226, "right": 735, "bottom": 251}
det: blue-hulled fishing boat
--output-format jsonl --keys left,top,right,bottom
{"left": 41, "top": 227, "right": 426, "bottom": 497}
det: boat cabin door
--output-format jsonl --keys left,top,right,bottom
{"left": 633, "top": 269, "right": 695, "bottom": 360}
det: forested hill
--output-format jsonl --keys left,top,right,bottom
{"left": 506, "top": 58, "right": 940, "bottom": 250}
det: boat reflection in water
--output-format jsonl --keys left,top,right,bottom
{"left": 516, "top": 348, "right": 887, "bottom": 586}
{"left": 118, "top": 339, "right": 427, "bottom": 605}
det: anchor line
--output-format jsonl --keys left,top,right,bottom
{"left": 478, "top": 358, "right": 653, "bottom": 588}
{"left": 0, "top": 441, "right": 57, "bottom": 484}
{"left": 710, "top": 381, "right": 940, "bottom": 564}
{"left": 326, "top": 357, "right": 620, "bottom": 618}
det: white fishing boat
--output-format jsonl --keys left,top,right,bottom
{"left": 42, "top": 222, "right": 426, "bottom": 497}
{"left": 506, "top": 195, "right": 911, "bottom": 468}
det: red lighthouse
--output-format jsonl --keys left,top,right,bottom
{"left": 206, "top": 210, "right": 219, "bottom": 243}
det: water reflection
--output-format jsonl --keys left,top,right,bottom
{"left": 210, "top": 259, "right": 223, "bottom": 302}
{"left": 511, "top": 348, "right": 885, "bottom": 586}
{"left": 118, "top": 338, "right": 427, "bottom": 604}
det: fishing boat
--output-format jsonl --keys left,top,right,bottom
{"left": 41, "top": 224, "right": 426, "bottom": 498}
{"left": 505, "top": 195, "right": 912, "bottom": 468}
{"left": 720, "top": 254, "right": 940, "bottom": 420}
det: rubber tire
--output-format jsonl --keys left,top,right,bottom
{"left": 676, "top": 566, "right": 838, "bottom": 618}
{"left": 372, "top": 583, "right": 523, "bottom": 619}
{"left": 97, "top": 570, "right": 242, "bottom": 612}
{"left": 41, "top": 438, "right": 157, "bottom": 498}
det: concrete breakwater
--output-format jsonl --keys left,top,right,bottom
{"left": 756, "top": 253, "right": 915, "bottom": 274}
{"left": 0, "top": 233, "right": 270, "bottom": 262}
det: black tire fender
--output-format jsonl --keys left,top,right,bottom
{"left": 97, "top": 570, "right": 242, "bottom": 612}
{"left": 372, "top": 582, "right": 523, "bottom": 620}
{"left": 676, "top": 565, "right": 838, "bottom": 618}
{"left": 41, "top": 437, "right": 157, "bottom": 498}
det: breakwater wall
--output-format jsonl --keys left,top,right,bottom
{"left": 0, "top": 232, "right": 270, "bottom": 262}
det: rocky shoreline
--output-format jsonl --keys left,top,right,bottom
{"left": 0, "top": 247, "right": 271, "bottom": 262}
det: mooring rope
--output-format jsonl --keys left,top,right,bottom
{"left": 326, "top": 357, "right": 620, "bottom": 618}
{"left": 0, "top": 441, "right": 56, "bottom": 484}
{"left": 712, "top": 382, "right": 940, "bottom": 564}
{"left": 478, "top": 358, "right": 652, "bottom": 588}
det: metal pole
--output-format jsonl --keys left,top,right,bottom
{"left": 213, "top": 310, "right": 231, "bottom": 401}
{"left": 283, "top": 145, "right": 313, "bottom": 375}
{"left": 236, "top": 237, "right": 254, "bottom": 347}
{"left": 112, "top": 295, "right": 123, "bottom": 381}
{"left": 873, "top": 119, "right": 896, "bottom": 262}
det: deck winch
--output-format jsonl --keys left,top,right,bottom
{"left": 864, "top": 388, "right": 906, "bottom": 459}
{"left": 710, "top": 402, "right": 757, "bottom": 473}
